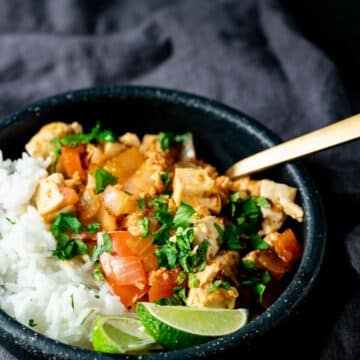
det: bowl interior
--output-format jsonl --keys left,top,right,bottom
{"left": 0, "top": 87, "right": 325, "bottom": 360}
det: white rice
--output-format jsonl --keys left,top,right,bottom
{"left": 0, "top": 152, "right": 126, "bottom": 348}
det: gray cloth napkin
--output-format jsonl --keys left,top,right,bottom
{"left": 0, "top": 0, "right": 359, "bottom": 359}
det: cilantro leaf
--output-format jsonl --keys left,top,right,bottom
{"left": 160, "top": 172, "right": 171, "bottom": 188}
{"left": 87, "top": 222, "right": 100, "bottom": 234}
{"left": 155, "top": 286, "right": 187, "bottom": 306}
{"left": 256, "top": 197, "right": 271, "bottom": 209}
{"left": 214, "top": 223, "right": 224, "bottom": 245}
{"left": 91, "top": 232, "right": 112, "bottom": 262}
{"left": 93, "top": 263, "right": 105, "bottom": 281}
{"left": 137, "top": 196, "right": 146, "bottom": 211}
{"left": 138, "top": 217, "right": 150, "bottom": 238}
{"left": 28, "top": 319, "right": 37, "bottom": 327}
{"left": 262, "top": 271, "right": 271, "bottom": 284}
{"left": 70, "top": 293, "right": 75, "bottom": 310}
{"left": 51, "top": 213, "right": 83, "bottom": 234}
{"left": 230, "top": 192, "right": 241, "bottom": 202}
{"left": 188, "top": 273, "right": 200, "bottom": 288}
{"left": 158, "top": 132, "right": 190, "bottom": 151}
{"left": 254, "top": 283, "right": 266, "bottom": 303}
{"left": 52, "top": 239, "right": 88, "bottom": 260}
{"left": 249, "top": 235, "right": 269, "bottom": 250}
{"left": 176, "top": 271, "right": 186, "bottom": 284}
{"left": 5, "top": 217, "right": 16, "bottom": 225}
{"left": 223, "top": 225, "right": 243, "bottom": 250}
{"left": 94, "top": 168, "right": 117, "bottom": 194}
{"left": 173, "top": 202, "right": 195, "bottom": 228}
{"left": 152, "top": 224, "right": 170, "bottom": 245}
{"left": 242, "top": 259, "right": 257, "bottom": 272}
{"left": 156, "top": 242, "right": 178, "bottom": 268}
{"left": 207, "top": 279, "right": 233, "bottom": 293}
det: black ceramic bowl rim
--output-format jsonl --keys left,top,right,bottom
{"left": 0, "top": 86, "right": 326, "bottom": 360}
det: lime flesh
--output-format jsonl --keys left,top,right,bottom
{"left": 135, "top": 303, "right": 248, "bottom": 350}
{"left": 91, "top": 316, "right": 159, "bottom": 354}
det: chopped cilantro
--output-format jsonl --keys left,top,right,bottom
{"left": 51, "top": 213, "right": 83, "bottom": 235}
{"left": 149, "top": 194, "right": 169, "bottom": 208}
{"left": 52, "top": 239, "right": 88, "bottom": 260}
{"left": 229, "top": 192, "right": 241, "bottom": 202}
{"left": 158, "top": 132, "right": 190, "bottom": 151}
{"left": 176, "top": 271, "right": 186, "bottom": 284}
{"left": 207, "top": 279, "right": 233, "bottom": 293}
{"left": 223, "top": 225, "right": 243, "bottom": 250}
{"left": 94, "top": 168, "right": 117, "bottom": 194}
{"left": 28, "top": 319, "right": 37, "bottom": 327}
{"left": 160, "top": 172, "right": 171, "bottom": 188}
{"left": 70, "top": 293, "right": 75, "bottom": 310}
{"left": 93, "top": 263, "right": 104, "bottom": 281}
{"left": 256, "top": 197, "right": 271, "bottom": 209}
{"left": 254, "top": 283, "right": 266, "bottom": 303}
{"left": 87, "top": 222, "right": 100, "bottom": 234}
{"left": 91, "top": 232, "right": 112, "bottom": 262}
{"left": 51, "top": 214, "right": 88, "bottom": 260}
{"left": 138, "top": 217, "right": 150, "bottom": 238}
{"left": 152, "top": 224, "right": 170, "bottom": 245}
{"left": 214, "top": 223, "right": 224, "bottom": 245}
{"left": 55, "top": 122, "right": 115, "bottom": 148}
{"left": 5, "top": 217, "right": 15, "bottom": 225}
{"left": 156, "top": 242, "right": 178, "bottom": 268}
{"left": 242, "top": 259, "right": 257, "bottom": 272}
{"left": 188, "top": 273, "right": 200, "bottom": 288}
{"left": 249, "top": 235, "right": 269, "bottom": 250}
{"left": 155, "top": 286, "right": 187, "bottom": 306}
{"left": 154, "top": 207, "right": 173, "bottom": 226}
{"left": 173, "top": 202, "right": 195, "bottom": 228}
{"left": 137, "top": 196, "right": 146, "bottom": 211}
{"left": 262, "top": 271, "right": 271, "bottom": 284}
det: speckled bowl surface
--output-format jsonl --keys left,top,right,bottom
{"left": 0, "top": 86, "right": 326, "bottom": 360}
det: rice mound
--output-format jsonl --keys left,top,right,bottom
{"left": 0, "top": 152, "right": 126, "bottom": 348}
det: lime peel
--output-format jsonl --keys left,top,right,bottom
{"left": 135, "top": 303, "right": 248, "bottom": 350}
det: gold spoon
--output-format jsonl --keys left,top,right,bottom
{"left": 226, "top": 114, "right": 360, "bottom": 179}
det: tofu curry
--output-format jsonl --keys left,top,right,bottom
{"left": 25, "top": 121, "right": 303, "bottom": 314}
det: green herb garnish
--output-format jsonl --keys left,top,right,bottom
{"left": 87, "top": 222, "right": 100, "bottom": 234}
{"left": 249, "top": 235, "right": 269, "bottom": 250}
{"left": 138, "top": 217, "right": 150, "bottom": 238}
{"left": 94, "top": 168, "right": 117, "bottom": 194}
{"left": 173, "top": 202, "right": 195, "bottom": 228}
{"left": 70, "top": 293, "right": 75, "bottom": 310}
{"left": 137, "top": 196, "right": 146, "bottom": 211}
{"left": 160, "top": 172, "right": 171, "bottom": 189}
{"left": 93, "top": 263, "right": 105, "bottom": 281}
{"left": 51, "top": 214, "right": 88, "bottom": 260}
{"left": 28, "top": 319, "right": 37, "bottom": 327}
{"left": 188, "top": 273, "right": 200, "bottom": 288}
{"left": 5, "top": 217, "right": 16, "bottom": 225}
{"left": 158, "top": 132, "right": 190, "bottom": 151}
{"left": 91, "top": 232, "right": 112, "bottom": 262}
{"left": 206, "top": 280, "right": 233, "bottom": 293}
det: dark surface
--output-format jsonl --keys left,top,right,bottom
{"left": 0, "top": 0, "right": 358, "bottom": 359}
{"left": 0, "top": 86, "right": 326, "bottom": 360}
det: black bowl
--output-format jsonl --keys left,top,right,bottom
{"left": 0, "top": 86, "right": 326, "bottom": 360}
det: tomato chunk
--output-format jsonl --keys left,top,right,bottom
{"left": 61, "top": 146, "right": 86, "bottom": 180}
{"left": 148, "top": 268, "right": 183, "bottom": 302}
{"left": 274, "top": 229, "right": 302, "bottom": 264}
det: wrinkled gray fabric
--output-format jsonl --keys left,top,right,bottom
{"left": 0, "top": 0, "right": 359, "bottom": 359}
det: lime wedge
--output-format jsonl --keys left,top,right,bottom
{"left": 135, "top": 303, "right": 248, "bottom": 350}
{"left": 91, "top": 316, "right": 160, "bottom": 354}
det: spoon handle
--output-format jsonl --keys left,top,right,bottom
{"left": 226, "top": 114, "right": 360, "bottom": 178}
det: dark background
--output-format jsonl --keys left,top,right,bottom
{"left": 1, "top": 1, "right": 360, "bottom": 359}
